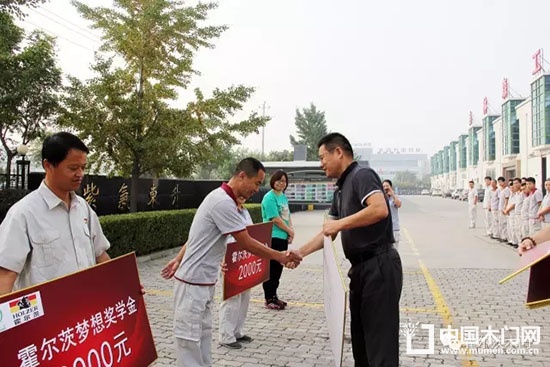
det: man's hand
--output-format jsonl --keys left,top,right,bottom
{"left": 518, "top": 238, "right": 535, "bottom": 256}
{"left": 278, "top": 249, "right": 302, "bottom": 268}
{"left": 284, "top": 248, "right": 303, "bottom": 269}
{"left": 323, "top": 220, "right": 341, "bottom": 237}
{"left": 287, "top": 228, "right": 295, "bottom": 239}
{"left": 160, "top": 258, "right": 180, "bottom": 279}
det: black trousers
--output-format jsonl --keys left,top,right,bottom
{"left": 348, "top": 247, "right": 403, "bottom": 367}
{"left": 263, "top": 237, "right": 288, "bottom": 300}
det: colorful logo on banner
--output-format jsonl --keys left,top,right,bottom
{"left": 0, "top": 291, "right": 44, "bottom": 331}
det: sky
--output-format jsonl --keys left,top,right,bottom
{"left": 16, "top": 0, "right": 550, "bottom": 157}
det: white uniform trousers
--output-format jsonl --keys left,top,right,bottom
{"left": 498, "top": 212, "right": 508, "bottom": 240}
{"left": 506, "top": 214, "right": 515, "bottom": 244}
{"left": 485, "top": 209, "right": 492, "bottom": 235}
{"left": 511, "top": 215, "right": 522, "bottom": 245}
{"left": 468, "top": 205, "right": 477, "bottom": 228}
{"left": 529, "top": 219, "right": 542, "bottom": 236}
{"left": 219, "top": 290, "right": 251, "bottom": 344}
{"left": 491, "top": 211, "right": 500, "bottom": 238}
{"left": 174, "top": 281, "right": 216, "bottom": 367}
{"left": 393, "top": 230, "right": 400, "bottom": 250}
{"left": 521, "top": 218, "right": 530, "bottom": 239}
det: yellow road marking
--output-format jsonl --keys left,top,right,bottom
{"left": 146, "top": 289, "right": 437, "bottom": 314}
{"left": 402, "top": 228, "right": 478, "bottom": 367}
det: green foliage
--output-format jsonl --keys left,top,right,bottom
{"left": 99, "top": 204, "right": 262, "bottom": 258}
{"left": 265, "top": 149, "right": 293, "bottom": 162}
{"left": 0, "top": 189, "right": 29, "bottom": 222}
{"left": 289, "top": 103, "right": 329, "bottom": 161}
{"left": 60, "top": 0, "right": 268, "bottom": 211}
{"left": 0, "top": 0, "right": 46, "bottom": 19}
{"left": 393, "top": 170, "right": 423, "bottom": 190}
{"left": 0, "top": 12, "right": 62, "bottom": 187}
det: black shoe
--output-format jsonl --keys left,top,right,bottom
{"left": 220, "top": 341, "right": 242, "bottom": 349}
{"left": 236, "top": 335, "right": 253, "bottom": 343}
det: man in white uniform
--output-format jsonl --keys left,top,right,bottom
{"left": 163, "top": 158, "right": 302, "bottom": 367}
{"left": 218, "top": 199, "right": 254, "bottom": 349}
{"left": 0, "top": 132, "right": 111, "bottom": 295}
{"left": 489, "top": 180, "right": 500, "bottom": 239}
{"left": 467, "top": 180, "right": 478, "bottom": 228}
{"left": 520, "top": 183, "right": 531, "bottom": 238}
{"left": 482, "top": 176, "right": 492, "bottom": 235}
{"left": 497, "top": 177, "right": 510, "bottom": 242}
{"left": 503, "top": 179, "right": 519, "bottom": 247}
{"left": 511, "top": 179, "right": 524, "bottom": 247}
{"left": 526, "top": 177, "right": 543, "bottom": 235}
{"left": 537, "top": 178, "right": 550, "bottom": 228}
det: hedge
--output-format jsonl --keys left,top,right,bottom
{"left": 99, "top": 204, "right": 263, "bottom": 258}
{"left": 0, "top": 189, "right": 30, "bottom": 223}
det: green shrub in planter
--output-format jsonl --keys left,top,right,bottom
{"left": 99, "top": 204, "right": 262, "bottom": 258}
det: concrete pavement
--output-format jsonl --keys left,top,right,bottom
{"left": 139, "top": 196, "right": 549, "bottom": 366}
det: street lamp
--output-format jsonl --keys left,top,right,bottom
{"left": 16, "top": 144, "right": 30, "bottom": 190}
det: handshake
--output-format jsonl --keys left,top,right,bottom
{"left": 280, "top": 249, "right": 302, "bottom": 269}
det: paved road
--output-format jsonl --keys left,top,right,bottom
{"left": 139, "top": 196, "right": 549, "bottom": 366}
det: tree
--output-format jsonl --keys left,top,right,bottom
{"left": 264, "top": 149, "right": 293, "bottom": 162}
{"left": 289, "top": 103, "right": 328, "bottom": 161}
{"left": 0, "top": 0, "right": 47, "bottom": 19}
{"left": 393, "top": 171, "right": 420, "bottom": 190}
{"left": 60, "top": 0, "right": 268, "bottom": 212}
{"left": 0, "top": 12, "right": 61, "bottom": 188}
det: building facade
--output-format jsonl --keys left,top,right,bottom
{"left": 431, "top": 71, "right": 550, "bottom": 192}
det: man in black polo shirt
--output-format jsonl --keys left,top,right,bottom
{"left": 294, "top": 132, "right": 403, "bottom": 366}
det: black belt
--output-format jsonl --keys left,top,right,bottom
{"left": 347, "top": 244, "right": 392, "bottom": 266}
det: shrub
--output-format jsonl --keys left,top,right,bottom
{"left": 99, "top": 204, "right": 262, "bottom": 258}
{"left": 0, "top": 189, "right": 30, "bottom": 223}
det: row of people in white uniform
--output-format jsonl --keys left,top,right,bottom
{"left": 475, "top": 176, "right": 550, "bottom": 247}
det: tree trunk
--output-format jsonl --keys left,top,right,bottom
{"left": 130, "top": 160, "right": 140, "bottom": 213}
{"left": 4, "top": 154, "right": 14, "bottom": 189}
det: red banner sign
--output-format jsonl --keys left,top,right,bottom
{"left": 532, "top": 49, "right": 543, "bottom": 75}
{"left": 223, "top": 222, "right": 273, "bottom": 300}
{"left": 502, "top": 78, "right": 509, "bottom": 100}
{"left": 0, "top": 253, "right": 157, "bottom": 367}
{"left": 482, "top": 97, "right": 488, "bottom": 115}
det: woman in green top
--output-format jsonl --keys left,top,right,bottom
{"left": 261, "top": 170, "right": 294, "bottom": 310}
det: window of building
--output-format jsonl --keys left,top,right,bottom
{"left": 468, "top": 127, "right": 480, "bottom": 165}
{"left": 459, "top": 135, "right": 467, "bottom": 169}
{"left": 502, "top": 99, "right": 522, "bottom": 155}
{"left": 531, "top": 75, "right": 550, "bottom": 147}
{"left": 483, "top": 116, "right": 497, "bottom": 161}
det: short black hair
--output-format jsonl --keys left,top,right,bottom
{"left": 383, "top": 179, "right": 393, "bottom": 187}
{"left": 513, "top": 177, "right": 521, "bottom": 184}
{"left": 484, "top": 176, "right": 492, "bottom": 181}
{"left": 270, "top": 170, "right": 289, "bottom": 191}
{"left": 234, "top": 157, "right": 265, "bottom": 177}
{"left": 497, "top": 176, "right": 505, "bottom": 182}
{"left": 42, "top": 132, "right": 89, "bottom": 167}
{"left": 526, "top": 177, "right": 536, "bottom": 184}
{"left": 469, "top": 180, "right": 474, "bottom": 184}
{"left": 317, "top": 133, "right": 354, "bottom": 158}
